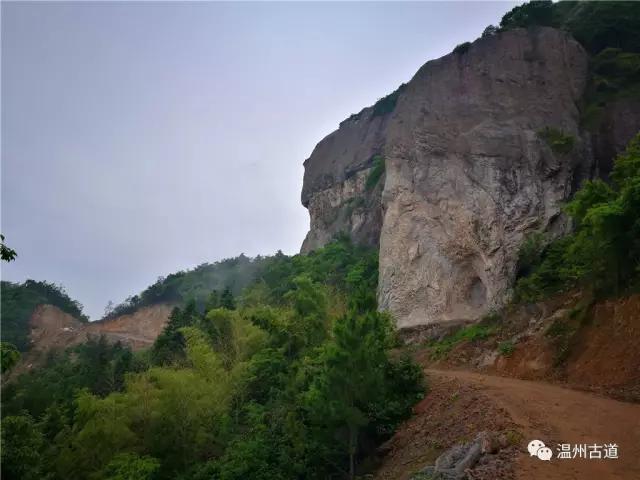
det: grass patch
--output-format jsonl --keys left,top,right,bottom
{"left": 343, "top": 196, "right": 366, "bottom": 218}
{"left": 429, "top": 323, "right": 497, "bottom": 359}
{"left": 545, "top": 318, "right": 578, "bottom": 367}
{"left": 498, "top": 341, "right": 515, "bottom": 357}
{"left": 538, "top": 127, "right": 575, "bottom": 154}
{"left": 505, "top": 429, "right": 523, "bottom": 447}
{"left": 365, "top": 155, "right": 385, "bottom": 191}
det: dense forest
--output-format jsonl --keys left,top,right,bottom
{"left": 1, "top": 238, "right": 424, "bottom": 480}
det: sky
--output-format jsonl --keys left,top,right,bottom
{"left": 1, "top": 1, "right": 518, "bottom": 319}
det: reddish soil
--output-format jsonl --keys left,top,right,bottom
{"left": 374, "top": 372, "right": 519, "bottom": 480}
{"left": 426, "top": 369, "right": 640, "bottom": 480}
{"left": 377, "top": 293, "right": 640, "bottom": 479}
{"left": 421, "top": 293, "right": 640, "bottom": 402}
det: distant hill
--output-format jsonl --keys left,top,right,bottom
{"left": 0, "top": 280, "right": 88, "bottom": 351}
{"left": 102, "top": 253, "right": 271, "bottom": 320}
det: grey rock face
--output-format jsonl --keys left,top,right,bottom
{"left": 379, "top": 27, "right": 589, "bottom": 327}
{"left": 300, "top": 27, "right": 637, "bottom": 327}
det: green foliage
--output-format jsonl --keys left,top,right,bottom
{"left": 2, "top": 238, "right": 422, "bottom": 480}
{"left": 498, "top": 341, "right": 515, "bottom": 357}
{"left": 453, "top": 42, "right": 471, "bottom": 55}
{"left": 481, "top": 25, "right": 498, "bottom": 38}
{"left": 499, "top": 2, "right": 640, "bottom": 129}
{"left": 1, "top": 233, "right": 17, "bottom": 262}
{"left": 1, "top": 341, "right": 21, "bottom": 373}
{"left": 1, "top": 280, "right": 88, "bottom": 351}
{"left": 499, "top": 1, "right": 553, "bottom": 30}
{"left": 515, "top": 134, "right": 640, "bottom": 301}
{"left": 220, "top": 287, "right": 236, "bottom": 310}
{"left": 582, "top": 48, "right": 640, "bottom": 129}
{"left": 343, "top": 196, "right": 366, "bottom": 218}
{"left": 1, "top": 414, "right": 46, "bottom": 480}
{"left": 3, "top": 337, "right": 143, "bottom": 419}
{"left": 365, "top": 155, "right": 386, "bottom": 192}
{"left": 150, "top": 302, "right": 199, "bottom": 366}
{"left": 516, "top": 231, "right": 546, "bottom": 278}
{"left": 372, "top": 83, "right": 407, "bottom": 117}
{"left": 104, "top": 255, "right": 267, "bottom": 319}
{"left": 429, "top": 323, "right": 496, "bottom": 358}
{"left": 95, "top": 453, "right": 160, "bottom": 480}
{"left": 248, "top": 235, "right": 378, "bottom": 310}
{"left": 500, "top": 1, "right": 640, "bottom": 55}
{"left": 538, "top": 127, "right": 575, "bottom": 154}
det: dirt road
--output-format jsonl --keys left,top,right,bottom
{"left": 427, "top": 369, "right": 640, "bottom": 480}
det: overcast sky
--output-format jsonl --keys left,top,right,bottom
{"left": 2, "top": 1, "right": 517, "bottom": 319}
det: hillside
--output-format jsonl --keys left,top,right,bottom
{"left": 0, "top": 280, "right": 88, "bottom": 351}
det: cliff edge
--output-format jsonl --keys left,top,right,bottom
{"left": 300, "top": 27, "right": 640, "bottom": 327}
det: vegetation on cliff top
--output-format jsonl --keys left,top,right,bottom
{"left": 2, "top": 238, "right": 424, "bottom": 480}
{"left": 499, "top": 1, "right": 640, "bottom": 128}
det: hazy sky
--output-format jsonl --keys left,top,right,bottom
{"left": 2, "top": 1, "right": 517, "bottom": 319}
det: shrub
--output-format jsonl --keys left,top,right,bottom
{"left": 365, "top": 155, "right": 385, "bottom": 191}
{"left": 482, "top": 25, "right": 498, "bottom": 38}
{"left": 498, "top": 341, "right": 515, "bottom": 357}
{"left": 538, "top": 127, "right": 575, "bottom": 154}
{"left": 429, "top": 323, "right": 497, "bottom": 358}
{"left": 372, "top": 84, "right": 407, "bottom": 117}
{"left": 516, "top": 231, "right": 546, "bottom": 278}
{"left": 453, "top": 42, "right": 471, "bottom": 55}
{"left": 515, "top": 134, "right": 640, "bottom": 301}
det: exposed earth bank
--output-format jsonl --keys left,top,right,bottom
{"left": 408, "top": 293, "right": 640, "bottom": 402}
{"left": 8, "top": 303, "right": 173, "bottom": 377}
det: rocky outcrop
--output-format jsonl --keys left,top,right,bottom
{"left": 300, "top": 104, "right": 390, "bottom": 252}
{"left": 301, "top": 27, "right": 639, "bottom": 328}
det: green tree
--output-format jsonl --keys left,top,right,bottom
{"left": 220, "top": 287, "right": 236, "bottom": 310}
{"left": 205, "top": 290, "right": 220, "bottom": 311}
{"left": 1, "top": 414, "right": 46, "bottom": 480}
{"left": 95, "top": 453, "right": 160, "bottom": 480}
{"left": 304, "top": 313, "right": 389, "bottom": 479}
{"left": 1, "top": 234, "right": 17, "bottom": 262}
{"left": 151, "top": 301, "right": 199, "bottom": 366}
{"left": 1, "top": 342, "right": 21, "bottom": 373}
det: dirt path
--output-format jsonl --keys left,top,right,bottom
{"left": 426, "top": 369, "right": 640, "bottom": 480}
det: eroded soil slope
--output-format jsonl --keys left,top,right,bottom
{"left": 11, "top": 303, "right": 173, "bottom": 376}
{"left": 412, "top": 293, "right": 640, "bottom": 401}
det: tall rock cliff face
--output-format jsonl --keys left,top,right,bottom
{"left": 301, "top": 27, "right": 640, "bottom": 328}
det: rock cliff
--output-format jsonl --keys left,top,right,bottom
{"left": 300, "top": 27, "right": 640, "bottom": 328}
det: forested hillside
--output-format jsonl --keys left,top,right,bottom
{"left": 102, "top": 254, "right": 269, "bottom": 320}
{"left": 1, "top": 238, "right": 424, "bottom": 480}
